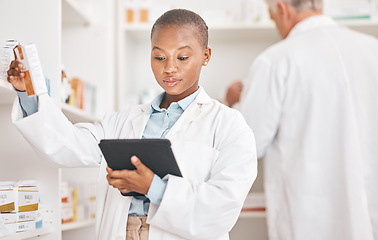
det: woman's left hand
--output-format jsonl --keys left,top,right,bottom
{"left": 106, "top": 156, "right": 155, "bottom": 195}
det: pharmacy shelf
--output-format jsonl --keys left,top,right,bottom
{"left": 123, "top": 22, "right": 279, "bottom": 42}
{"left": 123, "top": 22, "right": 276, "bottom": 31}
{"left": 61, "top": 219, "right": 95, "bottom": 231}
{"left": 0, "top": 227, "right": 54, "bottom": 240}
{"left": 239, "top": 211, "right": 266, "bottom": 219}
{"left": 62, "top": 0, "right": 92, "bottom": 27}
{"left": 62, "top": 104, "right": 98, "bottom": 124}
{"left": 339, "top": 18, "right": 378, "bottom": 26}
{"left": 123, "top": 18, "right": 378, "bottom": 42}
{"left": 339, "top": 19, "right": 378, "bottom": 37}
{"left": 0, "top": 81, "right": 16, "bottom": 105}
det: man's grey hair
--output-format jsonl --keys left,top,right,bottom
{"left": 265, "top": 0, "right": 322, "bottom": 12}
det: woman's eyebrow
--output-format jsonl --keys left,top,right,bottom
{"left": 152, "top": 45, "right": 192, "bottom": 51}
{"left": 152, "top": 46, "right": 162, "bottom": 51}
{"left": 178, "top": 45, "right": 192, "bottom": 50}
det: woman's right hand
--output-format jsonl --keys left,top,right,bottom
{"left": 7, "top": 60, "right": 26, "bottom": 91}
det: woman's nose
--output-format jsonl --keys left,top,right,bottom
{"left": 164, "top": 59, "right": 177, "bottom": 73}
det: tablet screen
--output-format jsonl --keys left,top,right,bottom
{"left": 99, "top": 139, "right": 182, "bottom": 196}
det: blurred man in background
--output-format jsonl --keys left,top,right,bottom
{"left": 226, "top": 0, "right": 378, "bottom": 239}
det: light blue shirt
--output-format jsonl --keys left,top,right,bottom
{"left": 17, "top": 87, "right": 201, "bottom": 217}
{"left": 129, "top": 88, "right": 200, "bottom": 216}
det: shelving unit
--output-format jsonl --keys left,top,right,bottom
{"left": 62, "top": 0, "right": 92, "bottom": 27}
{"left": 0, "top": 82, "right": 15, "bottom": 105}
{"left": 239, "top": 211, "right": 266, "bottom": 219}
{"left": 0, "top": 0, "right": 113, "bottom": 239}
{"left": 61, "top": 219, "right": 95, "bottom": 231}
{"left": 62, "top": 104, "right": 98, "bottom": 124}
{"left": 0, "top": 227, "right": 54, "bottom": 240}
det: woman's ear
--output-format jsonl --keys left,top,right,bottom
{"left": 203, "top": 47, "right": 212, "bottom": 66}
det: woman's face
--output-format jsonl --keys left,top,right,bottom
{"left": 151, "top": 25, "right": 211, "bottom": 102}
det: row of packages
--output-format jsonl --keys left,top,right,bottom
{"left": 61, "top": 68, "right": 97, "bottom": 115}
{"left": 0, "top": 181, "right": 42, "bottom": 235}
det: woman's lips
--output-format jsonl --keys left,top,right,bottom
{"left": 163, "top": 77, "right": 181, "bottom": 87}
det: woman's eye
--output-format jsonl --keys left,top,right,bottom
{"left": 178, "top": 57, "right": 189, "bottom": 61}
{"left": 154, "top": 57, "right": 165, "bottom": 60}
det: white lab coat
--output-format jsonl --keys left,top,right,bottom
{"left": 12, "top": 88, "right": 257, "bottom": 240}
{"left": 240, "top": 15, "right": 378, "bottom": 240}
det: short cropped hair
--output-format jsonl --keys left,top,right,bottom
{"left": 266, "top": 0, "right": 322, "bottom": 12}
{"left": 151, "top": 9, "right": 209, "bottom": 49}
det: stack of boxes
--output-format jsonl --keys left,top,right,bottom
{"left": 0, "top": 181, "right": 42, "bottom": 235}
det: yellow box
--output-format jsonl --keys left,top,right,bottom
{"left": 0, "top": 183, "right": 16, "bottom": 213}
{"left": 18, "top": 187, "right": 39, "bottom": 212}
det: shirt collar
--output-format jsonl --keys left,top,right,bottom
{"left": 288, "top": 15, "right": 339, "bottom": 38}
{"left": 148, "top": 87, "right": 201, "bottom": 114}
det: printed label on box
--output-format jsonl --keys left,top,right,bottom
{"left": 18, "top": 190, "right": 39, "bottom": 212}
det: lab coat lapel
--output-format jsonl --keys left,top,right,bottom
{"left": 131, "top": 104, "right": 150, "bottom": 138}
{"left": 166, "top": 89, "right": 211, "bottom": 138}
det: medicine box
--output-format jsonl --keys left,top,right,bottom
{"left": 18, "top": 186, "right": 39, "bottom": 212}
{"left": 0, "top": 184, "right": 16, "bottom": 213}
{"left": 16, "top": 220, "right": 35, "bottom": 233}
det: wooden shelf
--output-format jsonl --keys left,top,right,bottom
{"left": 0, "top": 81, "right": 16, "bottom": 105}
{"left": 62, "top": 0, "right": 92, "bottom": 27}
{"left": 62, "top": 104, "right": 98, "bottom": 124}
{"left": 61, "top": 219, "right": 95, "bottom": 231}
{"left": 0, "top": 227, "right": 54, "bottom": 240}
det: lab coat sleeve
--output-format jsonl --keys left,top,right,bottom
{"left": 147, "top": 110, "right": 257, "bottom": 239}
{"left": 11, "top": 93, "right": 106, "bottom": 167}
{"left": 240, "top": 55, "right": 285, "bottom": 158}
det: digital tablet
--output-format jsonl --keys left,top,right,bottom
{"left": 99, "top": 139, "right": 182, "bottom": 197}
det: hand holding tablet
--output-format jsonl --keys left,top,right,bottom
{"left": 99, "top": 139, "right": 182, "bottom": 196}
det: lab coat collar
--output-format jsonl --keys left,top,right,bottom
{"left": 132, "top": 87, "right": 212, "bottom": 138}
{"left": 288, "top": 15, "right": 339, "bottom": 38}
{"left": 165, "top": 87, "right": 212, "bottom": 138}
{"left": 140, "top": 86, "right": 211, "bottom": 113}
{"left": 148, "top": 86, "right": 201, "bottom": 114}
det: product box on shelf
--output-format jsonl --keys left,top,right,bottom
{"left": 123, "top": 0, "right": 151, "bottom": 24}
{"left": 61, "top": 67, "right": 97, "bottom": 115}
{"left": 1, "top": 222, "right": 16, "bottom": 236}
{"left": 0, "top": 182, "right": 17, "bottom": 213}
{"left": 0, "top": 212, "right": 16, "bottom": 224}
{"left": 17, "top": 181, "right": 39, "bottom": 212}
{"left": 16, "top": 220, "right": 35, "bottom": 232}
{"left": 0, "top": 180, "right": 41, "bottom": 234}
{"left": 17, "top": 210, "right": 37, "bottom": 222}
{"left": 0, "top": 212, "right": 16, "bottom": 236}
{"left": 61, "top": 181, "right": 73, "bottom": 224}
{"left": 61, "top": 180, "right": 97, "bottom": 224}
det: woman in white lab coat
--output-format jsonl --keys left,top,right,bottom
{"left": 8, "top": 9, "right": 257, "bottom": 240}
